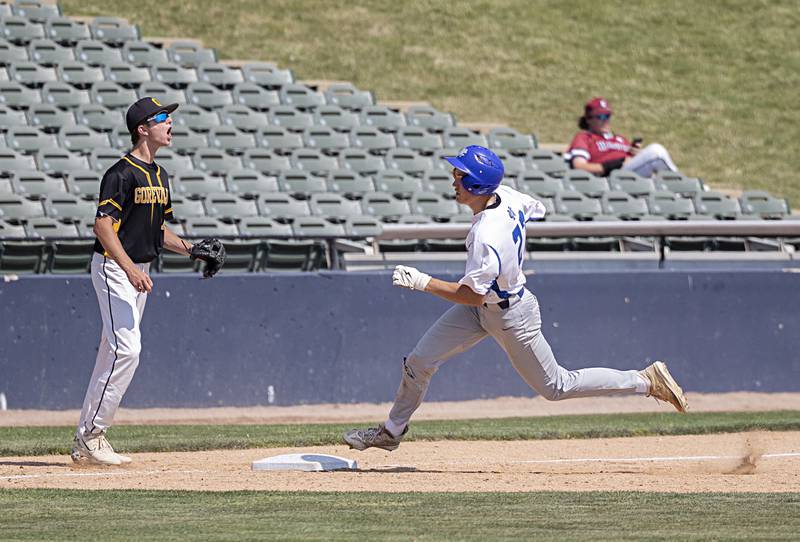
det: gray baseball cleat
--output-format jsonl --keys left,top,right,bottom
{"left": 343, "top": 424, "right": 408, "bottom": 451}
{"left": 640, "top": 361, "right": 688, "bottom": 413}
{"left": 71, "top": 434, "right": 131, "bottom": 466}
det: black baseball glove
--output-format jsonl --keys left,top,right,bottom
{"left": 190, "top": 238, "right": 226, "bottom": 278}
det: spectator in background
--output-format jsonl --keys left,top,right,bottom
{"left": 564, "top": 97, "right": 679, "bottom": 178}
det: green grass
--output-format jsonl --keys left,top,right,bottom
{"left": 61, "top": 0, "right": 800, "bottom": 204}
{"left": 2, "top": 410, "right": 798, "bottom": 456}
{"left": 0, "top": 489, "right": 798, "bottom": 541}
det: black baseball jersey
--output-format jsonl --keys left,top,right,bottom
{"left": 93, "top": 153, "right": 174, "bottom": 263}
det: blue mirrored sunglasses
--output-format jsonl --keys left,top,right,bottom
{"left": 593, "top": 113, "right": 611, "bottom": 121}
{"left": 147, "top": 111, "right": 170, "bottom": 124}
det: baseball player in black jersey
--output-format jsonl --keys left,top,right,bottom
{"left": 71, "top": 97, "right": 225, "bottom": 466}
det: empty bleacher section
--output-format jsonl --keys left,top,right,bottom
{"left": 0, "top": 0, "right": 797, "bottom": 274}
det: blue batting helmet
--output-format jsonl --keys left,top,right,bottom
{"left": 443, "top": 145, "right": 504, "bottom": 195}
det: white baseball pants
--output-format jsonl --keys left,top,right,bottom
{"left": 622, "top": 143, "right": 678, "bottom": 177}
{"left": 77, "top": 253, "right": 149, "bottom": 436}
{"left": 385, "top": 290, "right": 646, "bottom": 436}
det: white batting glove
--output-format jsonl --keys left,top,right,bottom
{"left": 392, "top": 265, "right": 431, "bottom": 292}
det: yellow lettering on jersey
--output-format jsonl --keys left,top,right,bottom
{"left": 134, "top": 186, "right": 169, "bottom": 205}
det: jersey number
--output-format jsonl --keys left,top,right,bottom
{"left": 511, "top": 210, "right": 526, "bottom": 265}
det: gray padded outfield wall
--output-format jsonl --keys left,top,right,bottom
{"left": 0, "top": 270, "right": 798, "bottom": 409}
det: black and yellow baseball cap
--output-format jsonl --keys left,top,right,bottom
{"left": 126, "top": 97, "right": 179, "bottom": 133}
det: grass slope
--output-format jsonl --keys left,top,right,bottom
{"left": 62, "top": 0, "right": 800, "bottom": 203}
{"left": 1, "top": 490, "right": 798, "bottom": 541}
{"left": 1, "top": 410, "right": 798, "bottom": 456}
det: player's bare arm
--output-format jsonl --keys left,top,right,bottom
{"left": 162, "top": 225, "right": 193, "bottom": 256}
{"left": 425, "top": 278, "right": 486, "bottom": 306}
{"left": 93, "top": 215, "right": 153, "bottom": 293}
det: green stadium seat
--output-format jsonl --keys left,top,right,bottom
{"left": 358, "top": 105, "right": 406, "bottom": 133}
{"left": 554, "top": 191, "right": 601, "bottom": 219}
{"left": 136, "top": 81, "right": 186, "bottom": 107}
{"left": 693, "top": 191, "right": 741, "bottom": 219}
{"left": 499, "top": 174, "right": 518, "bottom": 190}
{"left": 107, "top": 125, "right": 130, "bottom": 149}
{"left": 153, "top": 149, "right": 193, "bottom": 175}
{"left": 225, "top": 168, "right": 278, "bottom": 196}
{"left": 191, "top": 147, "right": 242, "bottom": 175}
{"left": 308, "top": 193, "right": 362, "bottom": 220}
{"left": 339, "top": 148, "right": 386, "bottom": 176}
{"left": 24, "top": 216, "right": 79, "bottom": 238}
{"left": 528, "top": 213, "right": 573, "bottom": 251}
{"left": 290, "top": 148, "right": 338, "bottom": 174}
{"left": 47, "top": 239, "right": 94, "bottom": 274}
{"left": 0, "top": 81, "right": 38, "bottom": 108}
{"left": 5, "top": 127, "right": 57, "bottom": 154}
{"left": 326, "top": 169, "right": 374, "bottom": 197}
{"left": 185, "top": 81, "right": 233, "bottom": 109}
{"left": 609, "top": 170, "right": 656, "bottom": 197}
{"left": 374, "top": 169, "right": 423, "bottom": 197}
{"left": 10, "top": 169, "right": 65, "bottom": 197}
{"left": 197, "top": 62, "right": 244, "bottom": 89}
{"left": 75, "top": 104, "right": 123, "bottom": 132}
{"left": 600, "top": 191, "right": 648, "bottom": 219}
{"left": 36, "top": 147, "right": 90, "bottom": 175}
{"left": 237, "top": 216, "right": 292, "bottom": 236}
{"left": 740, "top": 190, "right": 790, "bottom": 219}
{"left": 0, "top": 178, "right": 13, "bottom": 194}
{"left": 241, "top": 62, "right": 294, "bottom": 89}
{"left": 348, "top": 126, "right": 396, "bottom": 154}
{"left": 207, "top": 126, "right": 256, "bottom": 155}
{"left": 261, "top": 239, "right": 322, "bottom": 271}
{"left": 267, "top": 105, "right": 314, "bottom": 132}
{"left": 421, "top": 170, "right": 453, "bottom": 196}
{"left": 88, "top": 147, "right": 123, "bottom": 172}
{"left": 0, "top": 240, "right": 46, "bottom": 273}
{"left": 172, "top": 172, "right": 225, "bottom": 197}
{"left": 493, "top": 149, "right": 526, "bottom": 177}
{"left": 410, "top": 191, "right": 459, "bottom": 219}
{"left": 527, "top": 149, "right": 567, "bottom": 177}
{"left": 231, "top": 82, "right": 279, "bottom": 111}
{"left": 212, "top": 238, "right": 261, "bottom": 272}
{"left": 75, "top": 40, "right": 123, "bottom": 66}
{"left": 443, "top": 127, "right": 488, "bottom": 149}
{"left": 563, "top": 170, "right": 609, "bottom": 198}
{"left": 26, "top": 104, "right": 75, "bottom": 132}
{"left": 43, "top": 17, "right": 90, "bottom": 44}
{"left": 183, "top": 216, "right": 238, "bottom": 237}
{"left": 0, "top": 38, "right": 28, "bottom": 65}
{"left": 203, "top": 192, "right": 258, "bottom": 219}
{"left": 255, "top": 126, "right": 303, "bottom": 154}
{"left": 167, "top": 40, "right": 216, "bottom": 68}
{"left": 313, "top": 105, "right": 359, "bottom": 132}
{"left": 7, "top": 60, "right": 56, "bottom": 86}
{"left": 385, "top": 149, "right": 433, "bottom": 177}
{"left": 28, "top": 39, "right": 74, "bottom": 65}
{"left": 361, "top": 192, "right": 410, "bottom": 221}
{"left": 429, "top": 148, "right": 460, "bottom": 171}
{"left": 169, "top": 194, "right": 205, "bottom": 218}
{"left": 302, "top": 126, "right": 349, "bottom": 154}
{"left": 487, "top": 127, "right": 536, "bottom": 155}
{"left": 242, "top": 148, "right": 291, "bottom": 175}
{"left": 655, "top": 171, "right": 705, "bottom": 197}
{"left": 0, "top": 192, "right": 44, "bottom": 219}
{"left": 278, "top": 169, "right": 327, "bottom": 196}
{"left": 172, "top": 104, "right": 220, "bottom": 132}
{"left": 646, "top": 190, "right": 694, "bottom": 219}
{"left": 218, "top": 104, "right": 269, "bottom": 132}
{"left": 0, "top": 148, "right": 36, "bottom": 172}
{"left": 12, "top": 0, "right": 60, "bottom": 22}
{"left": 516, "top": 171, "right": 563, "bottom": 198}
{"left": 42, "top": 81, "right": 91, "bottom": 109}
{"left": 345, "top": 216, "right": 382, "bottom": 237}
{"left": 292, "top": 216, "right": 346, "bottom": 237}
{"left": 323, "top": 82, "right": 374, "bottom": 110}
{"left": 0, "top": 17, "right": 45, "bottom": 45}
{"left": 395, "top": 127, "right": 442, "bottom": 155}
{"left": 121, "top": 40, "right": 168, "bottom": 66}
{"left": 90, "top": 81, "right": 138, "bottom": 109}
{"left": 257, "top": 192, "right": 310, "bottom": 219}
{"left": 168, "top": 125, "right": 207, "bottom": 155}
{"left": 89, "top": 17, "right": 139, "bottom": 44}
{"left": 404, "top": 105, "right": 455, "bottom": 133}
{"left": 57, "top": 61, "right": 104, "bottom": 88}
{"left": 0, "top": 218, "right": 26, "bottom": 236}
{"left": 0, "top": 66, "right": 7, "bottom": 81}
{"left": 150, "top": 61, "right": 198, "bottom": 88}
{"left": 64, "top": 169, "right": 101, "bottom": 199}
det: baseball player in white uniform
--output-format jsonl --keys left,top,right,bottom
{"left": 344, "top": 145, "right": 688, "bottom": 451}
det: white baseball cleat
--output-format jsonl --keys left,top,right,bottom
{"left": 640, "top": 361, "right": 688, "bottom": 413}
{"left": 71, "top": 434, "right": 130, "bottom": 466}
{"left": 343, "top": 424, "right": 408, "bottom": 451}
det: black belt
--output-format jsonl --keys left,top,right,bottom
{"left": 486, "top": 290, "right": 524, "bottom": 310}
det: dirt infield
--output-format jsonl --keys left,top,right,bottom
{"left": 1, "top": 431, "right": 798, "bottom": 493}
{"left": 3, "top": 392, "right": 799, "bottom": 427}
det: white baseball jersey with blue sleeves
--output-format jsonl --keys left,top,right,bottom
{"left": 458, "top": 185, "right": 547, "bottom": 302}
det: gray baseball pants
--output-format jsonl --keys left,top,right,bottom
{"left": 385, "top": 290, "right": 645, "bottom": 436}
{"left": 622, "top": 143, "right": 678, "bottom": 177}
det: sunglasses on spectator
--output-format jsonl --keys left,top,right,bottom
{"left": 147, "top": 111, "right": 170, "bottom": 124}
{"left": 591, "top": 113, "right": 611, "bottom": 121}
